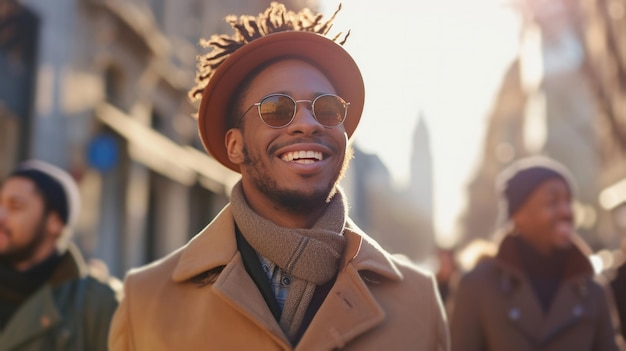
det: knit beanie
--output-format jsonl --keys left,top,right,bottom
{"left": 496, "top": 156, "right": 575, "bottom": 219}
{"left": 8, "top": 160, "right": 80, "bottom": 227}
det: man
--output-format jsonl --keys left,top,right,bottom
{"left": 0, "top": 159, "right": 120, "bottom": 350}
{"left": 449, "top": 156, "right": 618, "bottom": 351}
{"left": 108, "top": 3, "right": 449, "bottom": 350}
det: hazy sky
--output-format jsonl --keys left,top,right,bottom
{"left": 320, "top": 0, "right": 522, "bottom": 246}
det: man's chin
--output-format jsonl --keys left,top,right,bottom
{"left": 0, "top": 233, "right": 10, "bottom": 252}
{"left": 553, "top": 234, "right": 573, "bottom": 249}
{"left": 272, "top": 187, "right": 333, "bottom": 211}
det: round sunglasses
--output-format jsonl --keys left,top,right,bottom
{"left": 238, "top": 93, "right": 350, "bottom": 128}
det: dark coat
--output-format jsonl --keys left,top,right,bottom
{"left": 109, "top": 205, "right": 450, "bottom": 351}
{"left": 611, "top": 261, "right": 626, "bottom": 341}
{"left": 0, "top": 244, "right": 121, "bottom": 351}
{"left": 450, "top": 234, "right": 618, "bottom": 351}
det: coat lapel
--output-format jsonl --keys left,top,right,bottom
{"left": 494, "top": 234, "right": 596, "bottom": 347}
{"left": 541, "top": 279, "right": 589, "bottom": 343}
{"left": 172, "top": 205, "right": 238, "bottom": 283}
{"left": 212, "top": 252, "right": 290, "bottom": 346}
{"left": 172, "top": 205, "right": 290, "bottom": 346}
{"left": 502, "top": 275, "right": 545, "bottom": 343}
{"left": 297, "top": 226, "right": 402, "bottom": 350}
{"left": 0, "top": 285, "right": 61, "bottom": 350}
{"left": 296, "top": 265, "right": 386, "bottom": 350}
{"left": 503, "top": 274, "right": 592, "bottom": 346}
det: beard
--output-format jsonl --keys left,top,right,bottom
{"left": 0, "top": 216, "right": 48, "bottom": 266}
{"left": 241, "top": 143, "right": 352, "bottom": 213}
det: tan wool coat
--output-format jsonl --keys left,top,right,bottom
{"left": 108, "top": 205, "right": 450, "bottom": 351}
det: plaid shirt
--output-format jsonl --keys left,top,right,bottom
{"left": 258, "top": 254, "right": 292, "bottom": 310}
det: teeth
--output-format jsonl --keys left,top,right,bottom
{"left": 281, "top": 151, "right": 323, "bottom": 162}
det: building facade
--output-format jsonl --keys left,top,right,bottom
{"left": 343, "top": 116, "right": 436, "bottom": 264}
{"left": 0, "top": 0, "right": 313, "bottom": 277}
{"left": 458, "top": 0, "right": 626, "bottom": 260}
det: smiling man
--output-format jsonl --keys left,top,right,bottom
{"left": 449, "top": 156, "right": 618, "bottom": 351}
{"left": 0, "top": 160, "right": 120, "bottom": 350}
{"left": 108, "top": 3, "right": 449, "bottom": 351}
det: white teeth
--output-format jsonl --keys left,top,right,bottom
{"left": 281, "top": 151, "right": 323, "bottom": 162}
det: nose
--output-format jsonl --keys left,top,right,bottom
{"left": 287, "top": 101, "right": 325, "bottom": 134}
{"left": 560, "top": 200, "right": 574, "bottom": 219}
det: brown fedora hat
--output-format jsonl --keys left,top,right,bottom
{"left": 197, "top": 31, "right": 365, "bottom": 173}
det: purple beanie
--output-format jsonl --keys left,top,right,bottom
{"left": 496, "top": 156, "right": 575, "bottom": 218}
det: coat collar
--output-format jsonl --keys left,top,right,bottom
{"left": 172, "top": 205, "right": 403, "bottom": 284}
{"left": 494, "top": 233, "right": 594, "bottom": 283}
{"left": 172, "top": 205, "right": 239, "bottom": 283}
{"left": 342, "top": 218, "right": 403, "bottom": 281}
{"left": 49, "top": 243, "right": 88, "bottom": 286}
{"left": 171, "top": 205, "right": 404, "bottom": 349}
{"left": 492, "top": 234, "right": 597, "bottom": 345}
{"left": 0, "top": 245, "right": 86, "bottom": 349}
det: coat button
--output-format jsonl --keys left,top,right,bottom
{"left": 60, "top": 327, "right": 71, "bottom": 338}
{"left": 40, "top": 315, "right": 51, "bottom": 328}
{"left": 508, "top": 308, "right": 521, "bottom": 320}
{"left": 280, "top": 274, "right": 292, "bottom": 286}
{"left": 572, "top": 305, "right": 584, "bottom": 317}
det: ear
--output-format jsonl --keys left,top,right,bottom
{"left": 225, "top": 128, "right": 245, "bottom": 165}
{"left": 45, "top": 212, "right": 64, "bottom": 239}
{"left": 511, "top": 212, "right": 520, "bottom": 228}
{"left": 511, "top": 210, "right": 527, "bottom": 235}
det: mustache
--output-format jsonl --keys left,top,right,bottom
{"left": 267, "top": 137, "right": 338, "bottom": 155}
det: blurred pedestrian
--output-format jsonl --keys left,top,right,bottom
{"left": 435, "top": 247, "right": 459, "bottom": 304}
{"left": 0, "top": 159, "right": 120, "bottom": 350}
{"left": 449, "top": 156, "right": 618, "bottom": 351}
{"left": 108, "top": 2, "right": 449, "bottom": 350}
{"left": 611, "top": 238, "right": 626, "bottom": 341}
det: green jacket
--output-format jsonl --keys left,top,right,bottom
{"left": 0, "top": 244, "right": 121, "bottom": 351}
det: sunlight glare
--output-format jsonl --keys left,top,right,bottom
{"left": 321, "top": 0, "right": 521, "bottom": 246}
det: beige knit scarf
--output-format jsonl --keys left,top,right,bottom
{"left": 230, "top": 182, "right": 347, "bottom": 340}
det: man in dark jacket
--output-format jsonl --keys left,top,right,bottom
{"left": 450, "top": 156, "right": 618, "bottom": 351}
{"left": 0, "top": 159, "right": 120, "bottom": 350}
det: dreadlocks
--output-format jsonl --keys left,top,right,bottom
{"left": 188, "top": 2, "right": 349, "bottom": 102}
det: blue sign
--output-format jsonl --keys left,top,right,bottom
{"left": 87, "top": 134, "right": 119, "bottom": 172}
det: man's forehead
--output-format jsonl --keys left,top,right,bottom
{"left": 532, "top": 178, "right": 571, "bottom": 198}
{"left": 541, "top": 177, "right": 570, "bottom": 190}
{"left": 1, "top": 176, "right": 40, "bottom": 200}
